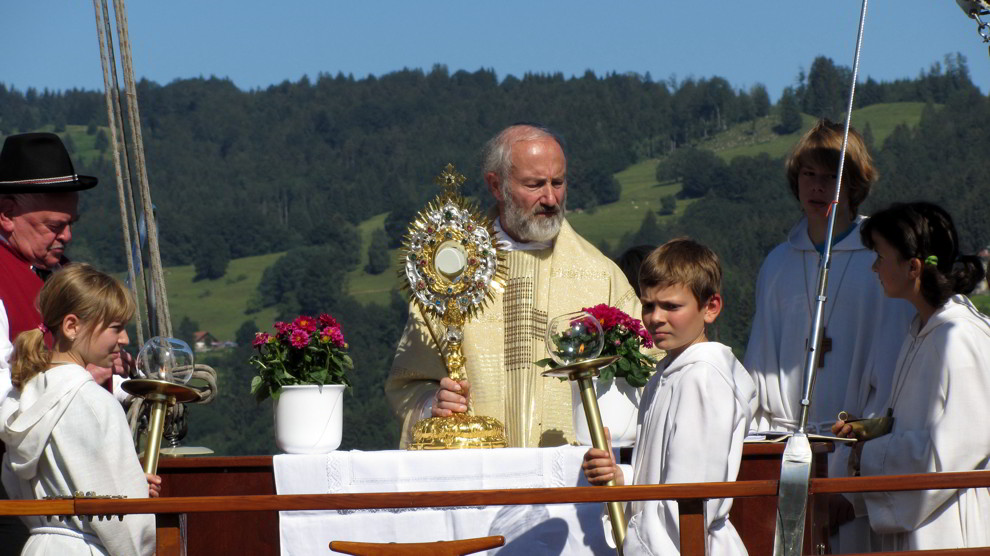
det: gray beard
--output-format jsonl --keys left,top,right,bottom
{"left": 502, "top": 193, "right": 565, "bottom": 243}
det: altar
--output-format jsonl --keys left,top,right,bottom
{"left": 276, "top": 446, "right": 610, "bottom": 554}
{"left": 157, "top": 442, "right": 830, "bottom": 555}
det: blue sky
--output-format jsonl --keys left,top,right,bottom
{"left": 2, "top": 1, "right": 988, "bottom": 99}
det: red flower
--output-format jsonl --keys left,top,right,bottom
{"left": 318, "top": 313, "right": 339, "bottom": 329}
{"left": 293, "top": 315, "right": 318, "bottom": 332}
{"left": 289, "top": 329, "right": 310, "bottom": 349}
{"left": 274, "top": 321, "right": 292, "bottom": 337}
{"left": 252, "top": 332, "right": 271, "bottom": 348}
{"left": 636, "top": 327, "right": 654, "bottom": 348}
{"left": 582, "top": 304, "right": 653, "bottom": 348}
{"left": 320, "top": 326, "right": 346, "bottom": 348}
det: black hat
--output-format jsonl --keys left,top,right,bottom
{"left": 0, "top": 132, "right": 98, "bottom": 193}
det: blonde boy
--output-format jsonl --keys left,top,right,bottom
{"left": 583, "top": 238, "right": 756, "bottom": 555}
{"left": 744, "top": 120, "right": 913, "bottom": 434}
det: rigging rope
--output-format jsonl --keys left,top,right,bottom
{"left": 92, "top": 0, "right": 218, "bottom": 444}
{"left": 109, "top": 0, "right": 174, "bottom": 339}
{"left": 92, "top": 0, "right": 146, "bottom": 348}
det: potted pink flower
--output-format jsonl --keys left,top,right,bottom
{"left": 250, "top": 314, "right": 352, "bottom": 453}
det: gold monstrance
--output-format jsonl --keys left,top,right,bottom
{"left": 401, "top": 163, "right": 507, "bottom": 450}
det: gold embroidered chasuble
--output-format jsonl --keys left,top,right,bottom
{"left": 386, "top": 220, "right": 642, "bottom": 448}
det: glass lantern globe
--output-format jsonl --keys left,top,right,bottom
{"left": 546, "top": 311, "right": 604, "bottom": 366}
{"left": 135, "top": 336, "right": 194, "bottom": 385}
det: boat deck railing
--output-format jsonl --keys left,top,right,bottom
{"left": 2, "top": 470, "right": 989, "bottom": 555}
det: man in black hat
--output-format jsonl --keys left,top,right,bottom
{"left": 0, "top": 132, "right": 97, "bottom": 363}
{"left": 0, "top": 132, "right": 98, "bottom": 554}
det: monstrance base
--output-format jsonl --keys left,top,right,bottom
{"left": 408, "top": 413, "right": 507, "bottom": 450}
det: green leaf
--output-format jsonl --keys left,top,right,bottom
{"left": 599, "top": 365, "right": 616, "bottom": 381}
{"left": 626, "top": 374, "right": 648, "bottom": 388}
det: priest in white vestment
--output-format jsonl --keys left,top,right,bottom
{"left": 386, "top": 124, "right": 643, "bottom": 448}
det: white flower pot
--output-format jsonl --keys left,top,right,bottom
{"left": 274, "top": 384, "right": 345, "bottom": 454}
{"left": 571, "top": 378, "right": 640, "bottom": 447}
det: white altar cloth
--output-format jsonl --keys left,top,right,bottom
{"left": 273, "top": 446, "right": 612, "bottom": 555}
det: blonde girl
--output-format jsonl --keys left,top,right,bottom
{"left": 0, "top": 264, "right": 155, "bottom": 556}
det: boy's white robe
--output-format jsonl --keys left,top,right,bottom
{"left": 744, "top": 216, "right": 913, "bottom": 433}
{"left": 859, "top": 295, "right": 990, "bottom": 550}
{"left": 0, "top": 364, "right": 154, "bottom": 555}
{"left": 622, "top": 342, "right": 756, "bottom": 556}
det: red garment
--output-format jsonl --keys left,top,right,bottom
{"left": 0, "top": 243, "right": 113, "bottom": 394}
{"left": 0, "top": 240, "right": 43, "bottom": 342}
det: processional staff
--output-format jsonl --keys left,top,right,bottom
{"left": 774, "top": 1, "right": 871, "bottom": 555}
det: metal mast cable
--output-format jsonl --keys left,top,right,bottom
{"left": 775, "top": 2, "right": 870, "bottom": 555}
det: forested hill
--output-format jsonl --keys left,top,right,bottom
{"left": 0, "top": 54, "right": 977, "bottom": 273}
{"left": 1, "top": 54, "right": 987, "bottom": 453}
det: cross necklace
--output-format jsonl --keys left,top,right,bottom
{"left": 801, "top": 248, "right": 854, "bottom": 368}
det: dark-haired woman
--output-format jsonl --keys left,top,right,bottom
{"left": 833, "top": 201, "right": 990, "bottom": 550}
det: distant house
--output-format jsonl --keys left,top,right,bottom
{"left": 192, "top": 331, "right": 218, "bottom": 352}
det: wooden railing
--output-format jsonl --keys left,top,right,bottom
{"left": 2, "top": 470, "right": 989, "bottom": 555}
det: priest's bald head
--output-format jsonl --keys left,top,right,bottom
{"left": 482, "top": 124, "right": 567, "bottom": 243}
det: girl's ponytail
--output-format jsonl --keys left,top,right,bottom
{"left": 950, "top": 254, "right": 987, "bottom": 297}
{"left": 11, "top": 327, "right": 52, "bottom": 388}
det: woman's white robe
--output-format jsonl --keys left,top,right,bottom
{"left": 0, "top": 364, "right": 154, "bottom": 555}
{"left": 859, "top": 295, "right": 990, "bottom": 550}
{"left": 744, "top": 217, "right": 913, "bottom": 433}
{"left": 623, "top": 342, "right": 756, "bottom": 555}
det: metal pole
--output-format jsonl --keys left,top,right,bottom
{"left": 797, "top": 0, "right": 870, "bottom": 434}
{"left": 577, "top": 376, "right": 627, "bottom": 554}
{"left": 775, "top": 3, "right": 870, "bottom": 555}
{"left": 143, "top": 396, "right": 168, "bottom": 475}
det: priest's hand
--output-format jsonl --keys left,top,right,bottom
{"left": 146, "top": 474, "right": 162, "bottom": 498}
{"left": 432, "top": 377, "right": 471, "bottom": 417}
{"left": 582, "top": 428, "right": 624, "bottom": 486}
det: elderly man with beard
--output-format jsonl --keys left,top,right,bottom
{"left": 386, "top": 124, "right": 644, "bottom": 448}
